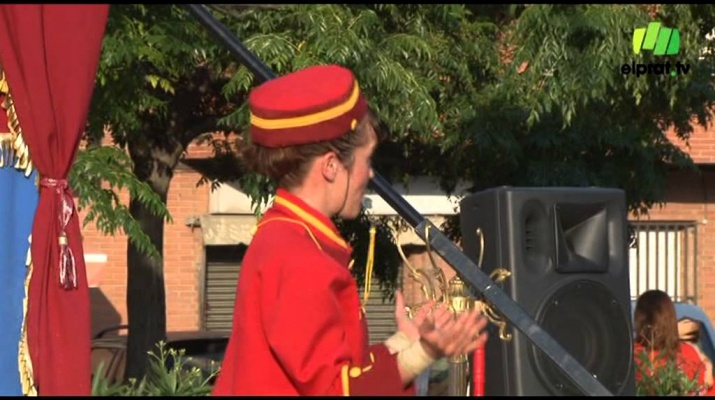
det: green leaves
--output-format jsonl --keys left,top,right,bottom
{"left": 635, "top": 350, "right": 704, "bottom": 396}
{"left": 89, "top": 4, "right": 238, "bottom": 145}
{"left": 91, "top": 341, "right": 219, "bottom": 396}
{"left": 145, "top": 75, "right": 175, "bottom": 95}
{"left": 465, "top": 4, "right": 714, "bottom": 215}
{"left": 70, "top": 146, "right": 172, "bottom": 261}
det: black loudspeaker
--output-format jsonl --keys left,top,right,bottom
{"left": 459, "top": 186, "right": 635, "bottom": 396}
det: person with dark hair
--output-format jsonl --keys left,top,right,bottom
{"left": 211, "top": 64, "right": 489, "bottom": 396}
{"left": 633, "top": 290, "right": 707, "bottom": 395}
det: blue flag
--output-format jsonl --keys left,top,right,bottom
{"left": 0, "top": 147, "right": 38, "bottom": 395}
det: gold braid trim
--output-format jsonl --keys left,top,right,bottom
{"left": 19, "top": 235, "right": 36, "bottom": 396}
{"left": 0, "top": 133, "right": 12, "bottom": 168}
{"left": 0, "top": 73, "right": 7, "bottom": 94}
{"left": 0, "top": 71, "right": 33, "bottom": 176}
{"left": 0, "top": 70, "right": 10, "bottom": 168}
{"left": 0, "top": 73, "right": 10, "bottom": 166}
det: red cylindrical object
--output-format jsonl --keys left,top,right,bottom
{"left": 473, "top": 347, "right": 485, "bottom": 396}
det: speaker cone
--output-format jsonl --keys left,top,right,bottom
{"left": 530, "top": 280, "right": 632, "bottom": 396}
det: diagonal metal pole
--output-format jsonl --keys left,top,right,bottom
{"left": 183, "top": 4, "right": 613, "bottom": 396}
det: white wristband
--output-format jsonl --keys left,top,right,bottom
{"left": 397, "top": 340, "right": 436, "bottom": 380}
{"left": 384, "top": 331, "right": 412, "bottom": 355}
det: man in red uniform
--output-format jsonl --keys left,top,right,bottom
{"left": 212, "top": 64, "right": 488, "bottom": 396}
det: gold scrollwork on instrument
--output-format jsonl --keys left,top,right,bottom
{"left": 399, "top": 223, "right": 514, "bottom": 342}
{"left": 397, "top": 223, "right": 477, "bottom": 397}
{"left": 397, "top": 223, "right": 449, "bottom": 319}
{"left": 472, "top": 228, "right": 513, "bottom": 342}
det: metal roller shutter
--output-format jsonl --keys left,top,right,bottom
{"left": 204, "top": 262, "right": 240, "bottom": 331}
{"left": 204, "top": 244, "right": 397, "bottom": 341}
{"left": 362, "top": 280, "right": 397, "bottom": 344}
{"left": 204, "top": 245, "right": 246, "bottom": 332}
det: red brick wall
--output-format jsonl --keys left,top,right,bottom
{"left": 666, "top": 122, "right": 715, "bottom": 164}
{"left": 163, "top": 164, "right": 209, "bottom": 330}
{"left": 83, "top": 158, "right": 210, "bottom": 336}
{"left": 635, "top": 170, "right": 715, "bottom": 320}
{"left": 660, "top": 120, "right": 715, "bottom": 321}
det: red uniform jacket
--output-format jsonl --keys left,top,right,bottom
{"left": 212, "top": 189, "right": 415, "bottom": 396}
{"left": 634, "top": 341, "right": 707, "bottom": 395}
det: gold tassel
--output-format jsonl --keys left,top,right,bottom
{"left": 18, "top": 234, "right": 36, "bottom": 396}
{"left": 360, "top": 226, "right": 377, "bottom": 315}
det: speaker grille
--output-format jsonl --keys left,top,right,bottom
{"left": 530, "top": 280, "right": 632, "bottom": 395}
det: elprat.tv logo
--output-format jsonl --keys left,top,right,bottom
{"left": 621, "top": 22, "right": 690, "bottom": 77}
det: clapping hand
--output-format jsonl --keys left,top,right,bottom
{"left": 417, "top": 305, "right": 488, "bottom": 359}
{"left": 394, "top": 290, "right": 488, "bottom": 359}
{"left": 394, "top": 290, "right": 433, "bottom": 341}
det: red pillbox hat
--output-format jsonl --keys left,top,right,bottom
{"left": 248, "top": 64, "right": 368, "bottom": 148}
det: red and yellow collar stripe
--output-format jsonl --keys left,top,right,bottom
{"left": 273, "top": 191, "right": 349, "bottom": 250}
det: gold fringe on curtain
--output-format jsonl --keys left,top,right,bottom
{"left": 0, "top": 70, "right": 37, "bottom": 395}
{"left": 0, "top": 71, "right": 33, "bottom": 177}
{"left": 19, "top": 235, "right": 36, "bottom": 396}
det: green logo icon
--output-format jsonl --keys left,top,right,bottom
{"left": 633, "top": 22, "right": 680, "bottom": 56}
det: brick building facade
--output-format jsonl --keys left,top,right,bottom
{"left": 83, "top": 123, "right": 715, "bottom": 337}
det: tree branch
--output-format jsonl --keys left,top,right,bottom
{"left": 181, "top": 119, "right": 226, "bottom": 148}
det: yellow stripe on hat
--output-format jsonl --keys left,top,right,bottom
{"left": 250, "top": 82, "right": 360, "bottom": 130}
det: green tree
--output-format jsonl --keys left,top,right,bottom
{"left": 438, "top": 4, "right": 715, "bottom": 236}
{"left": 83, "top": 4, "right": 241, "bottom": 380}
{"left": 214, "top": 3, "right": 715, "bottom": 268}
{"left": 76, "top": 3, "right": 715, "bottom": 381}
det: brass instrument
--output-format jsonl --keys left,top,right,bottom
{"left": 446, "top": 275, "right": 474, "bottom": 396}
{"left": 397, "top": 223, "right": 513, "bottom": 396}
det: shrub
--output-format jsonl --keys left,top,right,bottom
{"left": 92, "top": 341, "right": 220, "bottom": 396}
{"left": 635, "top": 350, "right": 703, "bottom": 396}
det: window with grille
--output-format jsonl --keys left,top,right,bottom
{"left": 628, "top": 221, "right": 698, "bottom": 303}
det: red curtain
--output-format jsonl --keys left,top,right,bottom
{"left": 0, "top": 5, "right": 109, "bottom": 395}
